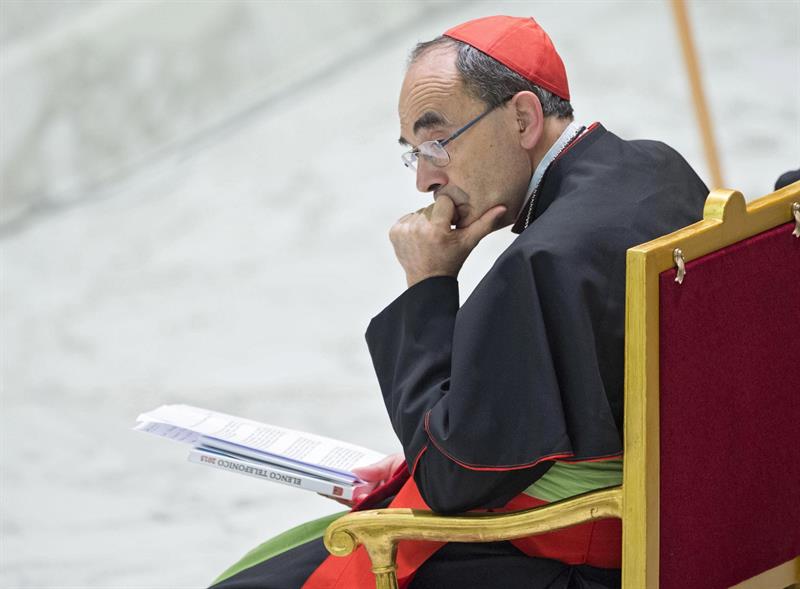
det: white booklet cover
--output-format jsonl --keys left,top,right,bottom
{"left": 188, "top": 447, "right": 357, "bottom": 500}
{"left": 134, "top": 404, "right": 386, "bottom": 494}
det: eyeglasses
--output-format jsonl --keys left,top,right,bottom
{"left": 401, "top": 96, "right": 513, "bottom": 171}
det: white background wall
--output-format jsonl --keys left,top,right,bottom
{"left": 1, "top": 1, "right": 798, "bottom": 587}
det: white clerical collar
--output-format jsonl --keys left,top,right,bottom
{"left": 525, "top": 121, "right": 585, "bottom": 202}
{"left": 516, "top": 121, "right": 585, "bottom": 231}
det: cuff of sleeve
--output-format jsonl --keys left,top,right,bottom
{"left": 366, "top": 276, "right": 459, "bottom": 343}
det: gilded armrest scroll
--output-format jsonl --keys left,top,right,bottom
{"left": 324, "top": 486, "right": 623, "bottom": 589}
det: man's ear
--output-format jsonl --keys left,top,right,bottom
{"left": 511, "top": 91, "right": 544, "bottom": 150}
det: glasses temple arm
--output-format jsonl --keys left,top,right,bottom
{"left": 440, "top": 108, "right": 493, "bottom": 148}
{"left": 440, "top": 96, "right": 512, "bottom": 148}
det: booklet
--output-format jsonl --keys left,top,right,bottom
{"left": 134, "top": 404, "right": 386, "bottom": 500}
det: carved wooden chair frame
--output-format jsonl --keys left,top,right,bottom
{"left": 323, "top": 184, "right": 800, "bottom": 589}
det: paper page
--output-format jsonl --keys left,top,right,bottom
{"left": 135, "top": 404, "right": 385, "bottom": 478}
{"left": 134, "top": 420, "right": 203, "bottom": 445}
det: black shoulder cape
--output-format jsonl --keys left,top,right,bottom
{"left": 366, "top": 124, "right": 708, "bottom": 472}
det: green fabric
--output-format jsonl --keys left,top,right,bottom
{"left": 524, "top": 459, "right": 623, "bottom": 502}
{"left": 212, "top": 510, "right": 348, "bottom": 585}
{"left": 211, "top": 461, "right": 622, "bottom": 584}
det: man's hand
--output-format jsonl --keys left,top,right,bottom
{"left": 351, "top": 452, "right": 406, "bottom": 494}
{"left": 321, "top": 453, "right": 406, "bottom": 507}
{"left": 389, "top": 196, "right": 507, "bottom": 287}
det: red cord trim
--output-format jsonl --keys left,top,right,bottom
{"left": 422, "top": 411, "right": 575, "bottom": 472}
{"left": 409, "top": 444, "right": 429, "bottom": 477}
{"left": 554, "top": 121, "right": 599, "bottom": 163}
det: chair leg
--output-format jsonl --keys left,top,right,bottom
{"left": 373, "top": 567, "right": 398, "bottom": 589}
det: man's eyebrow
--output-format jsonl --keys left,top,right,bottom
{"left": 398, "top": 111, "right": 450, "bottom": 146}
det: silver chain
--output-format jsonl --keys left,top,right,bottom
{"left": 523, "top": 125, "right": 586, "bottom": 230}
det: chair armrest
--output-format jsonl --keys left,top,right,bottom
{"left": 323, "top": 485, "right": 623, "bottom": 589}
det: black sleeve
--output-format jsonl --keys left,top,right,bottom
{"left": 365, "top": 276, "right": 552, "bottom": 514}
{"left": 413, "top": 446, "right": 553, "bottom": 514}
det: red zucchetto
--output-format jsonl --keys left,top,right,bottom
{"left": 444, "top": 15, "right": 570, "bottom": 101}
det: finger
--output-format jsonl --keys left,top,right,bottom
{"left": 397, "top": 212, "right": 416, "bottom": 223}
{"left": 353, "top": 480, "right": 378, "bottom": 495}
{"left": 430, "top": 195, "right": 456, "bottom": 227}
{"left": 415, "top": 206, "right": 434, "bottom": 221}
{"left": 318, "top": 492, "right": 354, "bottom": 507}
{"left": 351, "top": 454, "right": 400, "bottom": 482}
{"left": 350, "top": 463, "right": 385, "bottom": 482}
{"left": 386, "top": 453, "right": 406, "bottom": 475}
{"left": 461, "top": 205, "right": 507, "bottom": 246}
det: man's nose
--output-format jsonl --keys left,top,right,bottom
{"left": 415, "top": 159, "right": 448, "bottom": 194}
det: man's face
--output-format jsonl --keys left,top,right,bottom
{"left": 398, "top": 46, "right": 532, "bottom": 229}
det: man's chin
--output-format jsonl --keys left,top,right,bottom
{"left": 455, "top": 211, "right": 512, "bottom": 231}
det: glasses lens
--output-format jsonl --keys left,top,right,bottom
{"left": 401, "top": 142, "right": 449, "bottom": 172}
{"left": 419, "top": 141, "right": 450, "bottom": 167}
{"left": 401, "top": 150, "right": 418, "bottom": 171}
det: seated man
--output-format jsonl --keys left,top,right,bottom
{"left": 211, "top": 15, "right": 708, "bottom": 589}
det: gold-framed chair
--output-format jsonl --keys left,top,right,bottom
{"left": 324, "top": 183, "right": 800, "bottom": 589}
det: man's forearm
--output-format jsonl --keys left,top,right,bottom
{"left": 366, "top": 276, "right": 459, "bottom": 471}
{"left": 365, "top": 275, "right": 550, "bottom": 513}
{"left": 412, "top": 445, "right": 552, "bottom": 514}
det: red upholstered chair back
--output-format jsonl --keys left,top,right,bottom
{"left": 659, "top": 220, "right": 799, "bottom": 588}
{"left": 621, "top": 185, "right": 800, "bottom": 589}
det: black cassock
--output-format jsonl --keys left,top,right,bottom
{"left": 211, "top": 124, "right": 708, "bottom": 589}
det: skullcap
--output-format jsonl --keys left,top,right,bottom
{"left": 444, "top": 15, "right": 570, "bottom": 101}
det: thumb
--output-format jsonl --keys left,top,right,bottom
{"left": 350, "top": 462, "right": 386, "bottom": 483}
{"left": 351, "top": 453, "right": 404, "bottom": 483}
{"left": 430, "top": 194, "right": 457, "bottom": 227}
{"left": 461, "top": 205, "right": 507, "bottom": 246}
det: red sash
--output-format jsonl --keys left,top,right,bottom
{"left": 303, "top": 473, "right": 620, "bottom": 589}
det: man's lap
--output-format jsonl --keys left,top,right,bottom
{"left": 209, "top": 537, "right": 328, "bottom": 589}
{"left": 210, "top": 537, "right": 621, "bottom": 589}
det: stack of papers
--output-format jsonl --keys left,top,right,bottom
{"left": 135, "top": 404, "right": 386, "bottom": 500}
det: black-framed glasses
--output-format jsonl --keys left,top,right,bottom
{"left": 401, "top": 96, "right": 513, "bottom": 171}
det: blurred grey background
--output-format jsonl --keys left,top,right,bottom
{"left": 0, "top": 1, "right": 797, "bottom": 587}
